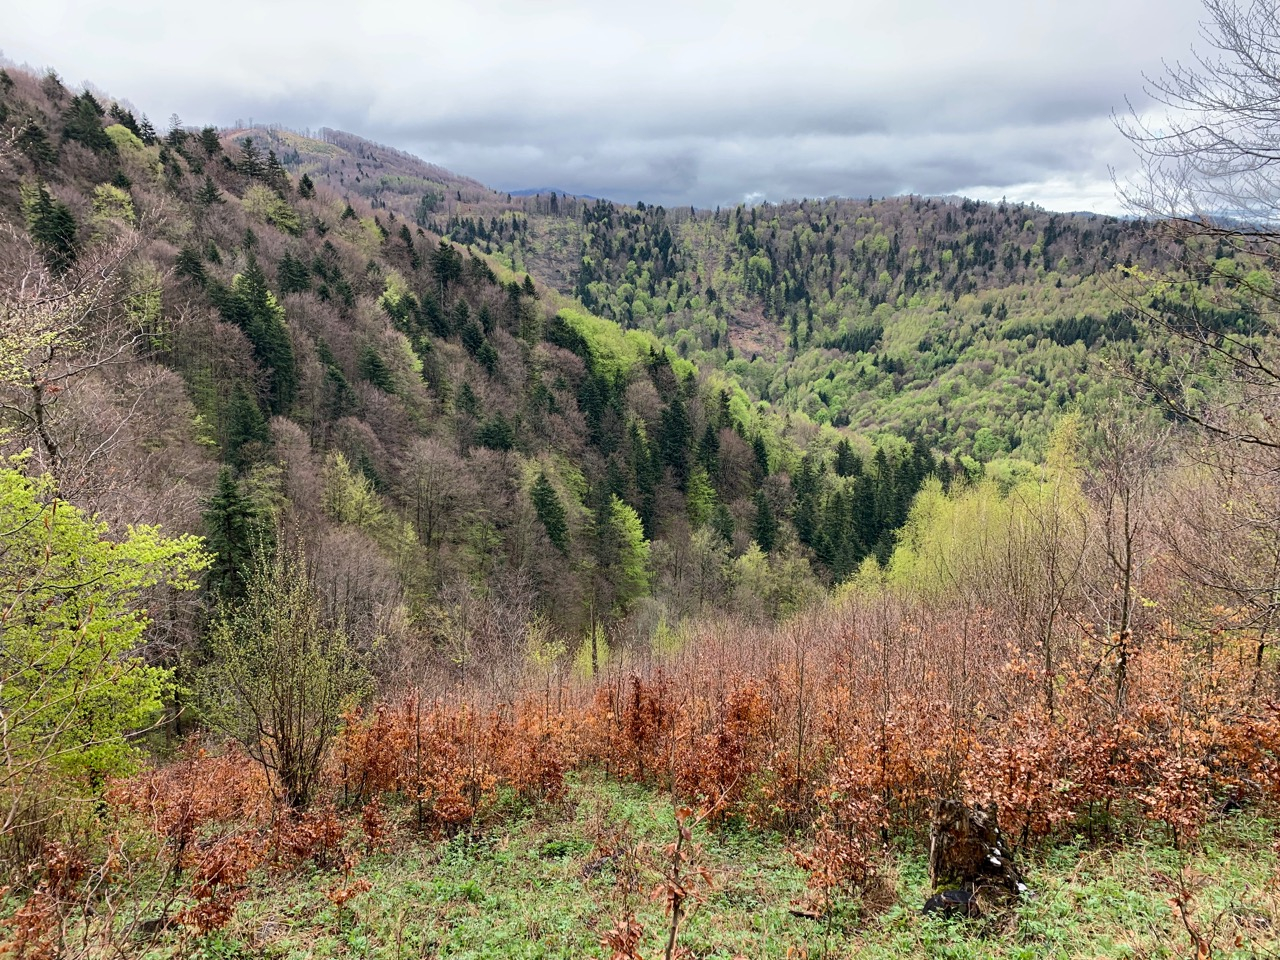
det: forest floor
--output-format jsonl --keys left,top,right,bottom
{"left": 154, "top": 773, "right": 1279, "bottom": 960}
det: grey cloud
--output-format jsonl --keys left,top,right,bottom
{"left": 4, "top": 0, "right": 1210, "bottom": 213}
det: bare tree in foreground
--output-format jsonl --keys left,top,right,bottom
{"left": 1117, "top": 0, "right": 1280, "bottom": 674}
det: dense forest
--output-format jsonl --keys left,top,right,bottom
{"left": 5, "top": 16, "right": 1280, "bottom": 955}
{"left": 227, "top": 123, "right": 1184, "bottom": 460}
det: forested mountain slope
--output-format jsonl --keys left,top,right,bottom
{"left": 11, "top": 51, "right": 1280, "bottom": 960}
{"left": 230, "top": 121, "right": 1188, "bottom": 460}
{"left": 1, "top": 65, "right": 957, "bottom": 675}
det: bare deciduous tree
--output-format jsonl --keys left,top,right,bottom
{"left": 1117, "top": 0, "right": 1280, "bottom": 675}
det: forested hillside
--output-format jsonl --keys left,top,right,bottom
{"left": 7, "top": 34, "right": 1280, "bottom": 959}
{"left": 0, "top": 63, "right": 950, "bottom": 673}
{"left": 224, "top": 122, "right": 1184, "bottom": 460}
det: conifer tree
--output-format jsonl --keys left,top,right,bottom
{"left": 531, "top": 472, "right": 570, "bottom": 553}
{"left": 658, "top": 392, "right": 692, "bottom": 487}
{"left": 697, "top": 422, "right": 720, "bottom": 476}
{"left": 358, "top": 345, "right": 396, "bottom": 392}
{"left": 476, "top": 412, "right": 515, "bottom": 451}
{"left": 224, "top": 255, "right": 297, "bottom": 413}
{"left": 265, "top": 149, "right": 289, "bottom": 194}
{"left": 22, "top": 180, "right": 77, "bottom": 273}
{"left": 225, "top": 384, "right": 271, "bottom": 468}
{"left": 238, "top": 136, "right": 265, "bottom": 179}
{"left": 834, "top": 438, "right": 860, "bottom": 477}
{"left": 61, "top": 93, "right": 114, "bottom": 153}
{"left": 203, "top": 466, "right": 265, "bottom": 599}
{"left": 174, "top": 246, "right": 207, "bottom": 285}
{"left": 297, "top": 173, "right": 315, "bottom": 199}
{"left": 752, "top": 433, "right": 770, "bottom": 478}
{"left": 198, "top": 125, "right": 221, "bottom": 155}
{"left": 17, "top": 118, "right": 57, "bottom": 170}
{"left": 195, "top": 175, "right": 224, "bottom": 207}
{"left": 277, "top": 252, "right": 311, "bottom": 294}
{"left": 753, "top": 490, "right": 779, "bottom": 552}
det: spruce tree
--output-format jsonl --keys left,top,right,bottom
{"left": 697, "top": 422, "right": 720, "bottom": 476}
{"left": 198, "top": 126, "right": 221, "bottom": 155}
{"left": 22, "top": 181, "right": 77, "bottom": 273}
{"left": 752, "top": 433, "right": 770, "bottom": 478}
{"left": 61, "top": 93, "right": 114, "bottom": 153}
{"left": 358, "top": 345, "right": 396, "bottom": 392}
{"left": 277, "top": 252, "right": 311, "bottom": 294}
{"left": 16, "top": 119, "right": 56, "bottom": 170}
{"left": 752, "top": 490, "right": 778, "bottom": 553}
{"left": 196, "top": 175, "right": 224, "bottom": 207}
{"left": 834, "top": 438, "right": 860, "bottom": 477}
{"left": 658, "top": 393, "right": 691, "bottom": 488}
{"left": 265, "top": 149, "right": 289, "bottom": 194}
{"left": 203, "top": 466, "right": 265, "bottom": 599}
{"left": 225, "top": 384, "right": 270, "bottom": 468}
{"left": 531, "top": 472, "right": 569, "bottom": 553}
{"left": 297, "top": 174, "right": 315, "bottom": 199}
{"left": 174, "top": 247, "right": 207, "bottom": 285}
{"left": 476, "top": 412, "right": 515, "bottom": 451}
{"left": 238, "top": 136, "right": 264, "bottom": 179}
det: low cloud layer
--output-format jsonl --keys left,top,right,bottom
{"left": 6, "top": 0, "right": 1208, "bottom": 212}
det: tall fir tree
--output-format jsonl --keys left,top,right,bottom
{"left": 531, "top": 472, "right": 570, "bottom": 554}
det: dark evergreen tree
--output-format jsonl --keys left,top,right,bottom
{"left": 476, "top": 412, "right": 515, "bottom": 451}
{"left": 210, "top": 255, "right": 297, "bottom": 413}
{"left": 165, "top": 113, "right": 188, "bottom": 148}
{"left": 203, "top": 466, "right": 265, "bottom": 599}
{"left": 265, "top": 149, "right": 289, "bottom": 194}
{"left": 697, "top": 422, "right": 720, "bottom": 477}
{"left": 225, "top": 384, "right": 270, "bottom": 468}
{"left": 196, "top": 175, "right": 224, "bottom": 207}
{"left": 358, "top": 345, "right": 396, "bottom": 392}
{"left": 315, "top": 341, "right": 356, "bottom": 420}
{"left": 277, "top": 252, "right": 311, "bottom": 294}
{"left": 198, "top": 126, "right": 221, "bottom": 155}
{"left": 752, "top": 433, "right": 770, "bottom": 478}
{"left": 430, "top": 240, "right": 463, "bottom": 295}
{"left": 658, "top": 392, "right": 692, "bottom": 488}
{"left": 476, "top": 341, "right": 499, "bottom": 375}
{"left": 833, "top": 438, "right": 861, "bottom": 477}
{"left": 456, "top": 381, "right": 480, "bottom": 417}
{"left": 16, "top": 119, "right": 56, "bottom": 170}
{"left": 61, "top": 93, "right": 114, "bottom": 153}
{"left": 531, "top": 472, "right": 570, "bottom": 553}
{"left": 753, "top": 490, "right": 779, "bottom": 552}
{"left": 238, "top": 137, "right": 265, "bottom": 179}
{"left": 460, "top": 320, "right": 484, "bottom": 357}
{"left": 297, "top": 174, "right": 315, "bottom": 199}
{"left": 24, "top": 181, "right": 77, "bottom": 273}
{"left": 712, "top": 502, "right": 735, "bottom": 543}
{"left": 175, "top": 247, "right": 207, "bottom": 285}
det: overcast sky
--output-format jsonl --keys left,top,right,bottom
{"left": 5, "top": 0, "right": 1208, "bottom": 213}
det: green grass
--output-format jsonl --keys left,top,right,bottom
{"left": 144, "top": 774, "right": 1280, "bottom": 959}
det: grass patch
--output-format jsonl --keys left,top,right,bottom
{"left": 140, "top": 776, "right": 1279, "bottom": 959}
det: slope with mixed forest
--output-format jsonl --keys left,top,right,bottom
{"left": 8, "top": 55, "right": 1280, "bottom": 960}
{"left": 0, "top": 64, "right": 953, "bottom": 673}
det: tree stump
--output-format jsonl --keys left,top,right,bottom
{"left": 924, "top": 799, "right": 1026, "bottom": 917}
